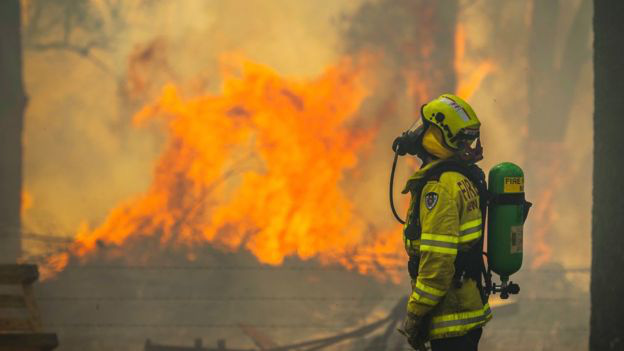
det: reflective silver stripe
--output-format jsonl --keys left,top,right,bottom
{"left": 460, "top": 218, "right": 482, "bottom": 230}
{"left": 439, "top": 96, "right": 470, "bottom": 122}
{"left": 420, "top": 239, "right": 457, "bottom": 249}
{"left": 413, "top": 286, "right": 443, "bottom": 302}
{"left": 460, "top": 225, "right": 481, "bottom": 236}
{"left": 432, "top": 307, "right": 492, "bottom": 329}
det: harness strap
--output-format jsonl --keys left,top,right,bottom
{"left": 405, "top": 160, "right": 490, "bottom": 303}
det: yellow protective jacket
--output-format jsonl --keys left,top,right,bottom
{"left": 402, "top": 159, "right": 492, "bottom": 340}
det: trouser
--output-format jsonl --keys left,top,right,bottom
{"left": 429, "top": 327, "right": 482, "bottom": 351}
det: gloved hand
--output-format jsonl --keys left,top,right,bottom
{"left": 398, "top": 312, "right": 428, "bottom": 351}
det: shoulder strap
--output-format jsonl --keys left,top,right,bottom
{"left": 404, "top": 160, "right": 489, "bottom": 240}
{"left": 405, "top": 161, "right": 490, "bottom": 300}
{"left": 426, "top": 161, "right": 490, "bottom": 302}
{"left": 425, "top": 161, "right": 488, "bottom": 197}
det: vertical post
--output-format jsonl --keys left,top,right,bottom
{"left": 23, "top": 282, "right": 42, "bottom": 331}
{"left": 0, "top": 0, "right": 25, "bottom": 262}
{"left": 194, "top": 338, "right": 203, "bottom": 350}
{"left": 591, "top": 1, "right": 624, "bottom": 350}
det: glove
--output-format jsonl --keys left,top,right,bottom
{"left": 398, "top": 312, "right": 428, "bottom": 351}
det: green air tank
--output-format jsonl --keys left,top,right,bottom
{"left": 487, "top": 162, "right": 527, "bottom": 283}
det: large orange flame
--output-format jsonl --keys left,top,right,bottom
{"left": 454, "top": 23, "right": 495, "bottom": 101}
{"left": 43, "top": 56, "right": 407, "bottom": 281}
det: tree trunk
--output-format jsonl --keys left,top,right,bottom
{"left": 591, "top": 1, "right": 624, "bottom": 349}
{"left": 0, "top": 0, "right": 25, "bottom": 262}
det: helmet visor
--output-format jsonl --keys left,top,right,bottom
{"left": 406, "top": 117, "right": 425, "bottom": 136}
{"left": 458, "top": 137, "right": 483, "bottom": 163}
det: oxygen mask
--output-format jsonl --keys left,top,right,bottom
{"left": 389, "top": 119, "right": 427, "bottom": 224}
{"left": 391, "top": 119, "right": 426, "bottom": 157}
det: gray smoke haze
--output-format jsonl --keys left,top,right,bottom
{"left": 21, "top": 0, "right": 362, "bottom": 246}
{"left": 19, "top": 0, "right": 593, "bottom": 350}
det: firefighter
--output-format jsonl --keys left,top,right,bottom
{"left": 393, "top": 94, "right": 491, "bottom": 351}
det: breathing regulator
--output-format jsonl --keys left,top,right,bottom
{"left": 389, "top": 97, "right": 532, "bottom": 300}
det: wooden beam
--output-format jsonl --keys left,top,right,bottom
{"left": 0, "top": 333, "right": 58, "bottom": 351}
{"left": 23, "top": 283, "right": 42, "bottom": 331}
{"left": 0, "top": 294, "right": 25, "bottom": 308}
{"left": 0, "top": 318, "right": 32, "bottom": 332}
{"left": 238, "top": 323, "right": 279, "bottom": 350}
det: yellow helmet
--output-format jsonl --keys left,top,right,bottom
{"left": 421, "top": 94, "right": 481, "bottom": 151}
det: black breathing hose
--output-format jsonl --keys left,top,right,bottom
{"left": 389, "top": 149, "right": 406, "bottom": 224}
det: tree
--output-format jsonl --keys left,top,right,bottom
{"left": 591, "top": 1, "right": 624, "bottom": 349}
{"left": 0, "top": 0, "right": 26, "bottom": 262}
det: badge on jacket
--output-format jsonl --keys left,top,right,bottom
{"left": 424, "top": 192, "right": 439, "bottom": 210}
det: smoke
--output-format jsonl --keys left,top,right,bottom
{"left": 461, "top": 0, "right": 593, "bottom": 278}
{"left": 21, "top": 0, "right": 593, "bottom": 279}
{"left": 337, "top": 0, "right": 458, "bottom": 234}
{"left": 21, "top": 0, "right": 365, "bottom": 252}
{"left": 23, "top": 2, "right": 399, "bottom": 349}
{"left": 21, "top": 0, "right": 593, "bottom": 350}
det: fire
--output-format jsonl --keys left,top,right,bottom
{"left": 40, "top": 20, "right": 499, "bottom": 283}
{"left": 454, "top": 23, "right": 495, "bottom": 100}
{"left": 527, "top": 141, "right": 564, "bottom": 268}
{"left": 530, "top": 187, "right": 555, "bottom": 268}
{"left": 43, "top": 56, "right": 407, "bottom": 281}
{"left": 21, "top": 189, "right": 33, "bottom": 217}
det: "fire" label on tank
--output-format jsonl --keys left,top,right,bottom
{"left": 503, "top": 177, "right": 524, "bottom": 193}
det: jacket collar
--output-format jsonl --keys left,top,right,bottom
{"left": 401, "top": 159, "right": 445, "bottom": 194}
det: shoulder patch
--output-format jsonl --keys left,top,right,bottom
{"left": 424, "top": 192, "right": 439, "bottom": 210}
